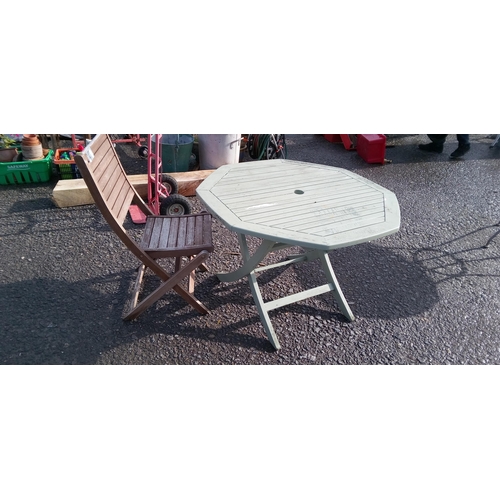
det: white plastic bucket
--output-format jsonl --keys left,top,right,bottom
{"left": 198, "top": 134, "right": 241, "bottom": 170}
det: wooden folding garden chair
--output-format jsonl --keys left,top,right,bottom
{"left": 74, "top": 134, "right": 214, "bottom": 320}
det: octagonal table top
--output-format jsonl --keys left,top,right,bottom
{"left": 196, "top": 159, "right": 400, "bottom": 251}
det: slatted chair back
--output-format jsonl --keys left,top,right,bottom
{"left": 75, "top": 134, "right": 152, "bottom": 230}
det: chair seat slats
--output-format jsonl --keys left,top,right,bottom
{"left": 141, "top": 214, "right": 213, "bottom": 257}
{"left": 166, "top": 216, "right": 180, "bottom": 248}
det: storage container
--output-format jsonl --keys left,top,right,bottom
{"left": 0, "top": 149, "right": 53, "bottom": 185}
{"left": 324, "top": 134, "right": 357, "bottom": 149}
{"left": 0, "top": 148, "right": 18, "bottom": 163}
{"left": 323, "top": 134, "right": 342, "bottom": 143}
{"left": 53, "top": 148, "right": 82, "bottom": 179}
{"left": 198, "top": 134, "right": 241, "bottom": 170}
{"left": 356, "top": 134, "right": 386, "bottom": 164}
{"left": 151, "top": 135, "right": 193, "bottom": 173}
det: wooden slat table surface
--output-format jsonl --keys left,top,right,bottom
{"left": 197, "top": 159, "right": 400, "bottom": 250}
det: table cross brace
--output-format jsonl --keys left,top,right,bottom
{"left": 216, "top": 234, "right": 355, "bottom": 350}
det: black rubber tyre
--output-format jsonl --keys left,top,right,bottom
{"left": 247, "top": 134, "right": 259, "bottom": 159}
{"left": 160, "top": 194, "right": 192, "bottom": 216}
{"left": 159, "top": 174, "right": 179, "bottom": 195}
{"left": 192, "top": 141, "right": 200, "bottom": 164}
{"left": 138, "top": 145, "right": 148, "bottom": 158}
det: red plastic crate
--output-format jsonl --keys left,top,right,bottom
{"left": 340, "top": 134, "right": 356, "bottom": 150}
{"left": 356, "top": 134, "right": 386, "bottom": 164}
{"left": 323, "top": 134, "right": 342, "bottom": 143}
{"left": 324, "top": 134, "right": 357, "bottom": 150}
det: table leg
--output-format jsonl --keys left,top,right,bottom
{"left": 216, "top": 236, "right": 354, "bottom": 349}
{"left": 267, "top": 249, "right": 355, "bottom": 322}
{"left": 237, "top": 234, "right": 281, "bottom": 350}
{"left": 216, "top": 237, "right": 276, "bottom": 283}
{"left": 317, "top": 252, "right": 355, "bottom": 321}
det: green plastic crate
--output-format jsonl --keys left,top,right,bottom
{"left": 0, "top": 149, "right": 54, "bottom": 185}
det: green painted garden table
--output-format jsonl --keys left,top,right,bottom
{"left": 196, "top": 159, "right": 400, "bottom": 349}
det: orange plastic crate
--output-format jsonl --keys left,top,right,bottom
{"left": 53, "top": 148, "right": 82, "bottom": 179}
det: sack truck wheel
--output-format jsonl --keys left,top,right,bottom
{"left": 160, "top": 194, "right": 192, "bottom": 216}
{"left": 160, "top": 174, "right": 179, "bottom": 195}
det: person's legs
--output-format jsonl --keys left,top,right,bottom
{"left": 450, "top": 134, "right": 471, "bottom": 159}
{"left": 428, "top": 134, "right": 448, "bottom": 145}
{"left": 419, "top": 134, "right": 447, "bottom": 153}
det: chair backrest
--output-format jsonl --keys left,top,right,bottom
{"left": 75, "top": 134, "right": 151, "bottom": 230}
{"left": 74, "top": 134, "right": 168, "bottom": 277}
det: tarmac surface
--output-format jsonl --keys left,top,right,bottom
{"left": 1, "top": 134, "right": 499, "bottom": 364}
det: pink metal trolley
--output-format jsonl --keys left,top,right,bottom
{"left": 71, "top": 134, "right": 146, "bottom": 150}
{"left": 129, "top": 134, "right": 192, "bottom": 224}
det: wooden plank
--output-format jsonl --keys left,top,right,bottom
{"left": 51, "top": 170, "right": 214, "bottom": 208}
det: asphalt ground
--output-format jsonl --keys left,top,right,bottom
{"left": 1, "top": 134, "right": 499, "bottom": 365}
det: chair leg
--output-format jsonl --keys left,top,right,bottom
{"left": 198, "top": 262, "right": 210, "bottom": 273}
{"left": 175, "top": 256, "right": 182, "bottom": 272}
{"left": 187, "top": 256, "right": 195, "bottom": 293}
{"left": 177, "top": 256, "right": 207, "bottom": 292}
{"left": 130, "top": 264, "right": 146, "bottom": 310}
{"left": 176, "top": 256, "right": 196, "bottom": 293}
{"left": 124, "top": 251, "right": 210, "bottom": 321}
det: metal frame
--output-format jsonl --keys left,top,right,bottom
{"left": 71, "top": 134, "right": 146, "bottom": 150}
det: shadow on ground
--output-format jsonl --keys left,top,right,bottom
{"left": 0, "top": 269, "right": 278, "bottom": 365}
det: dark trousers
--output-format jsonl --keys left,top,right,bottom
{"left": 428, "top": 134, "right": 470, "bottom": 146}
